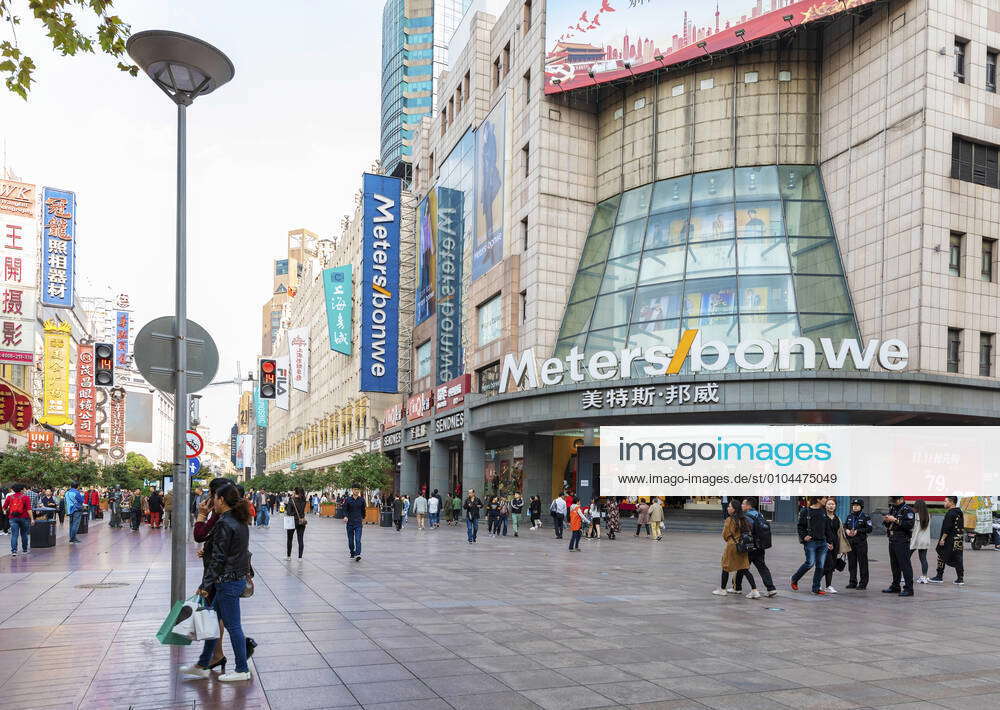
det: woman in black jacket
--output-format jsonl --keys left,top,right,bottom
{"left": 180, "top": 483, "right": 252, "bottom": 682}
{"left": 528, "top": 495, "right": 542, "bottom": 530}
{"left": 285, "top": 487, "right": 308, "bottom": 559}
{"left": 821, "top": 497, "right": 843, "bottom": 594}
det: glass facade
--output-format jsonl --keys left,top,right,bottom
{"left": 555, "top": 166, "right": 859, "bottom": 372}
{"left": 380, "top": 0, "right": 406, "bottom": 175}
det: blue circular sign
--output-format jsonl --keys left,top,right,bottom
{"left": 187, "top": 457, "right": 201, "bottom": 475}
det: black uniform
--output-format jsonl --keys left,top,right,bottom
{"left": 934, "top": 506, "right": 965, "bottom": 582}
{"left": 883, "top": 501, "right": 915, "bottom": 593}
{"left": 844, "top": 507, "right": 873, "bottom": 588}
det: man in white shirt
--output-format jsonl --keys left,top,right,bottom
{"left": 550, "top": 496, "right": 567, "bottom": 539}
{"left": 427, "top": 494, "right": 440, "bottom": 529}
{"left": 413, "top": 493, "right": 429, "bottom": 530}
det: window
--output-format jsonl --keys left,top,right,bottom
{"left": 520, "top": 290, "right": 527, "bottom": 323}
{"left": 523, "top": 69, "right": 531, "bottom": 105}
{"left": 275, "top": 259, "right": 289, "bottom": 275}
{"left": 522, "top": 142, "right": 530, "bottom": 177}
{"left": 503, "top": 42, "right": 511, "bottom": 78}
{"left": 456, "top": 83, "right": 463, "bottom": 113}
{"left": 955, "top": 38, "right": 967, "bottom": 83}
{"left": 521, "top": 216, "right": 529, "bottom": 251}
{"left": 477, "top": 362, "right": 500, "bottom": 395}
{"left": 522, "top": 0, "right": 532, "bottom": 33}
{"left": 983, "top": 238, "right": 996, "bottom": 281}
{"left": 463, "top": 71, "right": 471, "bottom": 100}
{"left": 951, "top": 136, "right": 1000, "bottom": 187}
{"left": 440, "top": 107, "right": 447, "bottom": 136}
{"left": 980, "top": 333, "right": 994, "bottom": 376}
{"left": 478, "top": 295, "right": 503, "bottom": 346}
{"left": 448, "top": 96, "right": 454, "bottom": 125}
{"left": 988, "top": 50, "right": 998, "bottom": 92}
{"left": 949, "top": 232, "right": 963, "bottom": 275}
{"left": 493, "top": 57, "right": 502, "bottom": 88}
{"left": 416, "top": 341, "right": 432, "bottom": 379}
{"left": 947, "top": 328, "right": 962, "bottom": 373}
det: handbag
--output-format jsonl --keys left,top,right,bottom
{"left": 156, "top": 596, "right": 196, "bottom": 646}
{"left": 241, "top": 558, "right": 255, "bottom": 598}
{"left": 293, "top": 500, "right": 307, "bottom": 527}
{"left": 834, "top": 556, "right": 847, "bottom": 572}
{"left": 171, "top": 595, "right": 202, "bottom": 640}
{"left": 283, "top": 515, "right": 296, "bottom": 530}
{"left": 192, "top": 604, "right": 220, "bottom": 641}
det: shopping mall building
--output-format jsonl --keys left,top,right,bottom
{"left": 270, "top": 0, "right": 1000, "bottom": 521}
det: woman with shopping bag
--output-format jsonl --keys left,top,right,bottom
{"left": 179, "top": 483, "right": 253, "bottom": 682}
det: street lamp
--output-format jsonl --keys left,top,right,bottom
{"left": 127, "top": 30, "right": 234, "bottom": 606}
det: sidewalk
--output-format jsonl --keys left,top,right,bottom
{"left": 0, "top": 516, "right": 998, "bottom": 709}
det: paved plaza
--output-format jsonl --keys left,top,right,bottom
{"left": 0, "top": 515, "right": 999, "bottom": 710}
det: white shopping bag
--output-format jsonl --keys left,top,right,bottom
{"left": 192, "top": 605, "right": 220, "bottom": 641}
{"left": 283, "top": 515, "right": 296, "bottom": 530}
{"left": 171, "top": 595, "right": 201, "bottom": 640}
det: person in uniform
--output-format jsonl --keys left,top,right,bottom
{"left": 844, "top": 498, "right": 873, "bottom": 590}
{"left": 929, "top": 496, "right": 965, "bottom": 585}
{"left": 882, "top": 496, "right": 915, "bottom": 596}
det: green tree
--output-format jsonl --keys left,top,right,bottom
{"left": 332, "top": 452, "right": 392, "bottom": 495}
{"left": 101, "top": 461, "right": 141, "bottom": 491}
{"left": 0, "top": 446, "right": 101, "bottom": 489}
{"left": 1, "top": 0, "right": 136, "bottom": 99}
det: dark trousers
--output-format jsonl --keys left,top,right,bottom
{"left": 130, "top": 510, "right": 141, "bottom": 530}
{"left": 286, "top": 524, "right": 305, "bottom": 558}
{"left": 910, "top": 548, "right": 928, "bottom": 576}
{"left": 635, "top": 522, "right": 650, "bottom": 536}
{"left": 552, "top": 512, "right": 564, "bottom": 538}
{"left": 848, "top": 538, "right": 869, "bottom": 587}
{"left": 722, "top": 569, "right": 756, "bottom": 590}
{"left": 888, "top": 538, "right": 913, "bottom": 590}
{"left": 569, "top": 529, "right": 582, "bottom": 549}
{"left": 497, "top": 515, "right": 508, "bottom": 536}
{"left": 745, "top": 550, "right": 775, "bottom": 591}
{"left": 394, "top": 517, "right": 402, "bottom": 531}
{"left": 935, "top": 543, "right": 964, "bottom": 581}
{"left": 346, "top": 523, "right": 362, "bottom": 557}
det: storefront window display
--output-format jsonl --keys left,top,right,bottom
{"left": 483, "top": 445, "right": 523, "bottom": 497}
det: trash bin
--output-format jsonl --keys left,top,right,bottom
{"left": 30, "top": 520, "right": 57, "bottom": 548}
{"left": 78, "top": 513, "right": 90, "bottom": 534}
{"left": 380, "top": 510, "right": 393, "bottom": 527}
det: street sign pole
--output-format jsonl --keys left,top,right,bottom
{"left": 171, "top": 103, "right": 189, "bottom": 607}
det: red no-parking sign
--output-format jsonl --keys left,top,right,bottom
{"left": 185, "top": 429, "right": 204, "bottom": 459}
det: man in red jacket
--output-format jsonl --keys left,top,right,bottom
{"left": 3, "top": 484, "right": 32, "bottom": 556}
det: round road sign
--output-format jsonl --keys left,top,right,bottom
{"left": 134, "top": 317, "right": 220, "bottom": 394}
{"left": 185, "top": 429, "right": 204, "bottom": 458}
{"left": 187, "top": 457, "right": 202, "bottom": 475}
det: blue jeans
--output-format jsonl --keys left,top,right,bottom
{"left": 466, "top": 517, "right": 478, "bottom": 542}
{"left": 569, "top": 529, "right": 582, "bottom": 550}
{"left": 68, "top": 510, "right": 83, "bottom": 542}
{"left": 256, "top": 506, "right": 270, "bottom": 527}
{"left": 197, "top": 580, "right": 248, "bottom": 673}
{"left": 346, "top": 523, "right": 362, "bottom": 557}
{"left": 792, "top": 540, "right": 829, "bottom": 592}
{"left": 9, "top": 518, "right": 29, "bottom": 552}
{"left": 429, "top": 512, "right": 439, "bottom": 527}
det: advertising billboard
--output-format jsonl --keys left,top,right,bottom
{"left": 360, "top": 173, "right": 402, "bottom": 393}
{"left": 323, "top": 265, "right": 352, "bottom": 355}
{"left": 253, "top": 383, "right": 269, "bottom": 428}
{"left": 0, "top": 181, "right": 37, "bottom": 365}
{"left": 39, "top": 320, "right": 73, "bottom": 426}
{"left": 115, "top": 310, "right": 130, "bottom": 366}
{"left": 473, "top": 96, "right": 506, "bottom": 280}
{"left": 40, "top": 187, "right": 76, "bottom": 308}
{"left": 435, "top": 187, "right": 464, "bottom": 384}
{"left": 288, "top": 326, "right": 310, "bottom": 392}
{"left": 75, "top": 344, "right": 97, "bottom": 445}
{"left": 275, "top": 354, "right": 290, "bottom": 410}
{"left": 544, "top": 0, "right": 878, "bottom": 93}
{"left": 415, "top": 192, "right": 436, "bottom": 324}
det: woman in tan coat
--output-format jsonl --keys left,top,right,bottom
{"left": 714, "top": 500, "right": 760, "bottom": 598}
{"left": 634, "top": 501, "right": 651, "bottom": 537}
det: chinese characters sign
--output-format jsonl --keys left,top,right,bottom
{"left": 75, "top": 344, "right": 97, "bottom": 445}
{"left": 406, "top": 390, "right": 433, "bottom": 421}
{"left": 0, "top": 182, "right": 37, "bottom": 365}
{"left": 580, "top": 382, "right": 721, "bottom": 410}
{"left": 28, "top": 429, "right": 54, "bottom": 451}
{"left": 39, "top": 320, "right": 73, "bottom": 427}
{"left": 288, "top": 327, "right": 310, "bottom": 392}
{"left": 115, "top": 310, "right": 130, "bottom": 366}
{"left": 108, "top": 387, "right": 126, "bottom": 461}
{"left": 41, "top": 187, "right": 75, "bottom": 308}
{"left": 323, "top": 265, "right": 352, "bottom": 355}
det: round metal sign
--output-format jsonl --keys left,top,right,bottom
{"left": 185, "top": 429, "right": 204, "bottom": 458}
{"left": 134, "top": 317, "right": 219, "bottom": 394}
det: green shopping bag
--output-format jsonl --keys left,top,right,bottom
{"left": 156, "top": 596, "right": 197, "bottom": 646}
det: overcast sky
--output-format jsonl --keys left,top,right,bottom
{"left": 0, "top": 0, "right": 384, "bottom": 442}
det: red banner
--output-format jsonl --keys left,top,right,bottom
{"left": 382, "top": 402, "right": 403, "bottom": 431}
{"left": 12, "top": 393, "right": 31, "bottom": 431}
{"left": 406, "top": 390, "right": 433, "bottom": 422}
{"left": 109, "top": 387, "right": 126, "bottom": 460}
{"left": 434, "top": 374, "right": 471, "bottom": 413}
{"left": 74, "top": 344, "right": 97, "bottom": 445}
{"left": 0, "top": 383, "right": 14, "bottom": 425}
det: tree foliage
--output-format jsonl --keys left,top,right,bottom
{"left": 332, "top": 452, "right": 392, "bottom": 494}
{"left": 0, "top": 446, "right": 101, "bottom": 489}
{"left": 0, "top": 0, "right": 136, "bottom": 99}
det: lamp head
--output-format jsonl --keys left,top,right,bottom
{"left": 127, "top": 30, "right": 234, "bottom": 106}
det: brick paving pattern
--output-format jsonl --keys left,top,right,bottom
{"left": 0, "top": 514, "right": 998, "bottom": 709}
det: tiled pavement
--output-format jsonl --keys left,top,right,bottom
{"left": 0, "top": 514, "right": 999, "bottom": 709}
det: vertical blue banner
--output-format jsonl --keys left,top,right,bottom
{"left": 435, "top": 187, "right": 464, "bottom": 384}
{"left": 253, "top": 384, "right": 269, "bottom": 428}
{"left": 115, "top": 311, "right": 130, "bottom": 367}
{"left": 323, "top": 265, "right": 353, "bottom": 355}
{"left": 360, "top": 173, "right": 402, "bottom": 393}
{"left": 41, "top": 187, "right": 76, "bottom": 308}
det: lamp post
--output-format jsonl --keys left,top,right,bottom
{"left": 127, "top": 30, "right": 234, "bottom": 605}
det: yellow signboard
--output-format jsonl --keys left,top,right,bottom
{"left": 39, "top": 320, "right": 73, "bottom": 426}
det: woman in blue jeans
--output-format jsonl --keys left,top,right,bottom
{"left": 180, "top": 483, "right": 253, "bottom": 681}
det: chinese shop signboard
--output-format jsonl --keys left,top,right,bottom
{"left": 41, "top": 187, "right": 76, "bottom": 308}
{"left": 75, "top": 344, "right": 97, "bottom": 445}
{"left": 0, "top": 181, "right": 37, "bottom": 365}
{"left": 11, "top": 393, "right": 31, "bottom": 431}
{"left": 39, "top": 320, "right": 73, "bottom": 427}
{"left": 434, "top": 373, "right": 471, "bottom": 413}
{"left": 115, "top": 310, "right": 130, "bottom": 366}
{"left": 288, "top": 326, "right": 310, "bottom": 392}
{"left": 323, "top": 265, "right": 352, "bottom": 355}
{"left": 108, "top": 387, "right": 126, "bottom": 461}
{"left": 406, "top": 390, "right": 433, "bottom": 422}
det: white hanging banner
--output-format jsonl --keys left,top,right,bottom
{"left": 275, "top": 354, "right": 290, "bottom": 410}
{"left": 287, "top": 327, "right": 310, "bottom": 392}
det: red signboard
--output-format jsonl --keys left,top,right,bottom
{"left": 382, "top": 402, "right": 404, "bottom": 431}
{"left": 406, "top": 390, "right": 433, "bottom": 422}
{"left": 28, "top": 429, "right": 53, "bottom": 451}
{"left": 434, "top": 374, "right": 471, "bottom": 413}
{"left": 74, "top": 343, "right": 97, "bottom": 445}
{"left": 544, "top": 0, "right": 878, "bottom": 94}
{"left": 12, "top": 393, "right": 31, "bottom": 431}
{"left": 0, "top": 383, "right": 14, "bottom": 425}
{"left": 108, "top": 387, "right": 126, "bottom": 460}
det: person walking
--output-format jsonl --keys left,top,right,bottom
{"left": 55, "top": 489, "right": 65, "bottom": 525}
{"left": 3, "top": 484, "right": 31, "bottom": 556}
{"left": 413, "top": 492, "right": 428, "bottom": 530}
{"left": 427, "top": 492, "right": 440, "bottom": 529}
{"left": 648, "top": 497, "right": 664, "bottom": 541}
{"left": 451, "top": 493, "right": 462, "bottom": 526}
{"left": 163, "top": 489, "right": 173, "bottom": 529}
{"left": 486, "top": 495, "right": 499, "bottom": 536}
{"left": 821, "top": 497, "right": 845, "bottom": 594}
{"left": 392, "top": 494, "right": 404, "bottom": 532}
{"left": 0, "top": 488, "right": 9, "bottom": 536}
{"left": 129, "top": 489, "right": 143, "bottom": 531}
{"left": 741, "top": 498, "right": 777, "bottom": 597}
{"left": 510, "top": 492, "right": 524, "bottom": 537}
{"left": 528, "top": 495, "right": 541, "bottom": 530}
{"left": 284, "top": 487, "right": 308, "bottom": 559}
{"left": 588, "top": 499, "right": 603, "bottom": 539}
{"left": 713, "top": 500, "right": 759, "bottom": 597}
{"left": 496, "top": 496, "right": 510, "bottom": 536}
{"left": 65, "top": 482, "right": 85, "bottom": 544}
{"left": 844, "top": 498, "right": 872, "bottom": 590}
{"left": 550, "top": 495, "right": 566, "bottom": 539}
{"left": 790, "top": 496, "right": 831, "bottom": 595}
{"left": 910, "top": 499, "right": 932, "bottom": 584}
{"left": 635, "top": 500, "right": 651, "bottom": 537}
{"left": 463, "top": 489, "right": 483, "bottom": 543}
{"left": 179, "top": 482, "right": 253, "bottom": 682}
{"left": 929, "top": 496, "right": 965, "bottom": 585}
{"left": 107, "top": 488, "right": 121, "bottom": 529}
{"left": 882, "top": 495, "right": 916, "bottom": 597}
{"left": 606, "top": 497, "right": 620, "bottom": 540}
{"left": 402, "top": 495, "right": 411, "bottom": 527}
{"left": 148, "top": 489, "right": 164, "bottom": 529}
{"left": 344, "top": 486, "right": 366, "bottom": 561}
{"left": 568, "top": 499, "right": 589, "bottom": 551}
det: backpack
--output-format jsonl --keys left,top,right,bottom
{"left": 751, "top": 512, "right": 772, "bottom": 550}
{"left": 734, "top": 518, "right": 757, "bottom": 553}
{"left": 7, "top": 494, "right": 28, "bottom": 517}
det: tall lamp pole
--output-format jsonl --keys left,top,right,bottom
{"left": 126, "top": 31, "right": 234, "bottom": 605}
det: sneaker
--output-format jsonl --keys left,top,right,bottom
{"left": 725, "top": 588, "right": 739, "bottom": 595}
{"left": 954, "top": 580, "right": 965, "bottom": 586}
{"left": 789, "top": 578, "right": 799, "bottom": 591}
{"left": 845, "top": 583, "right": 857, "bottom": 589}
{"left": 916, "top": 576, "right": 928, "bottom": 584}
{"left": 10, "top": 551, "right": 15, "bottom": 557}
{"left": 711, "top": 588, "right": 727, "bottom": 596}
{"left": 765, "top": 590, "right": 778, "bottom": 598}
{"left": 812, "top": 589, "right": 827, "bottom": 595}
{"left": 746, "top": 590, "right": 761, "bottom": 599}
{"left": 354, "top": 555, "right": 361, "bottom": 562}
{"left": 825, "top": 586, "right": 838, "bottom": 594}
{"left": 927, "top": 577, "right": 944, "bottom": 584}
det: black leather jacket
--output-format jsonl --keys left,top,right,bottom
{"left": 199, "top": 510, "right": 250, "bottom": 591}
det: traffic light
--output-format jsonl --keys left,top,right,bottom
{"left": 259, "top": 358, "right": 277, "bottom": 399}
{"left": 94, "top": 343, "right": 114, "bottom": 387}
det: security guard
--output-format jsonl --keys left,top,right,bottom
{"left": 844, "top": 498, "right": 873, "bottom": 589}
{"left": 882, "top": 495, "right": 915, "bottom": 596}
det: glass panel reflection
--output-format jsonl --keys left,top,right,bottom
{"left": 585, "top": 326, "right": 628, "bottom": 355}
{"left": 651, "top": 175, "right": 692, "bottom": 213}
{"left": 646, "top": 211, "right": 690, "bottom": 248}
{"left": 738, "top": 238, "right": 790, "bottom": 274}
{"left": 739, "top": 313, "right": 799, "bottom": 341}
{"left": 609, "top": 219, "right": 647, "bottom": 258}
{"left": 579, "top": 229, "right": 613, "bottom": 269}
{"left": 617, "top": 184, "right": 653, "bottom": 223}
{"left": 692, "top": 169, "right": 734, "bottom": 205}
{"left": 628, "top": 319, "right": 680, "bottom": 350}
{"left": 735, "top": 202, "right": 784, "bottom": 238}
{"left": 638, "top": 246, "right": 686, "bottom": 285}
{"left": 735, "top": 166, "right": 780, "bottom": 200}
{"left": 689, "top": 205, "right": 735, "bottom": 242}
{"left": 794, "top": 275, "right": 852, "bottom": 313}
{"left": 600, "top": 254, "right": 641, "bottom": 294}
{"left": 633, "top": 282, "right": 684, "bottom": 322}
{"left": 683, "top": 276, "right": 737, "bottom": 317}
{"left": 785, "top": 201, "right": 833, "bottom": 236}
{"left": 788, "top": 238, "right": 842, "bottom": 274}
{"left": 778, "top": 165, "right": 823, "bottom": 200}
{"left": 591, "top": 290, "right": 634, "bottom": 329}
{"left": 590, "top": 195, "right": 621, "bottom": 233}
{"left": 686, "top": 240, "right": 737, "bottom": 278}
{"left": 568, "top": 265, "right": 603, "bottom": 303}
{"left": 738, "top": 274, "right": 796, "bottom": 313}
{"left": 558, "top": 298, "right": 595, "bottom": 338}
